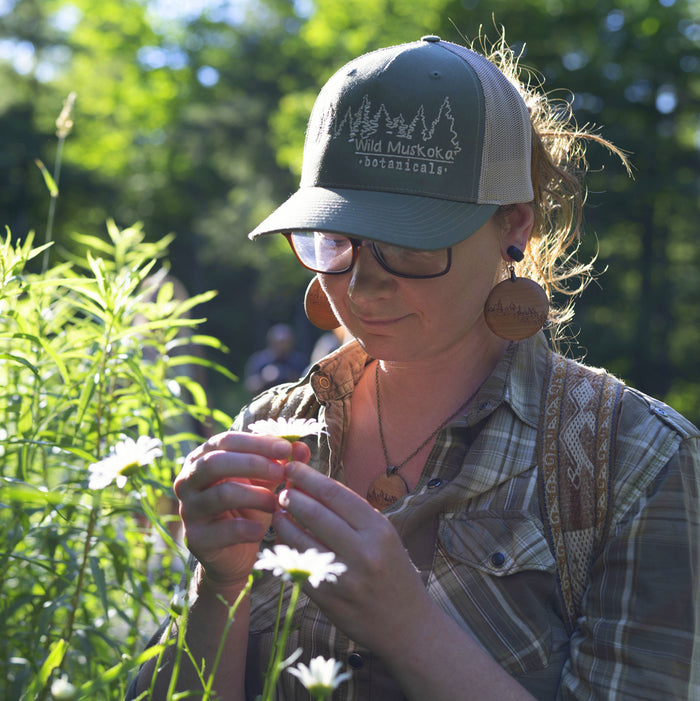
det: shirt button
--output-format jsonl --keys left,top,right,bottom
{"left": 317, "top": 375, "right": 331, "bottom": 390}
{"left": 427, "top": 478, "right": 443, "bottom": 489}
{"left": 348, "top": 652, "right": 364, "bottom": 669}
{"left": 490, "top": 552, "right": 506, "bottom": 568}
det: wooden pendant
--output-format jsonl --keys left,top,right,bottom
{"left": 366, "top": 470, "right": 409, "bottom": 510}
{"left": 484, "top": 277, "right": 549, "bottom": 341}
{"left": 304, "top": 276, "right": 340, "bottom": 330}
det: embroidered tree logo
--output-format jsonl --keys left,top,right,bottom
{"left": 328, "top": 94, "right": 461, "bottom": 153}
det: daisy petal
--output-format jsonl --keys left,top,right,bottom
{"left": 87, "top": 435, "right": 163, "bottom": 490}
{"left": 288, "top": 656, "right": 352, "bottom": 697}
{"left": 253, "top": 545, "right": 347, "bottom": 587}
{"left": 247, "top": 417, "right": 325, "bottom": 441}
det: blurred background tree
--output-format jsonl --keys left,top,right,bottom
{"left": 1, "top": 0, "right": 699, "bottom": 422}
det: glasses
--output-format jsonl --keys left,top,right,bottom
{"left": 284, "top": 231, "right": 452, "bottom": 279}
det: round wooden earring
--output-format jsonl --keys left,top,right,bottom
{"left": 304, "top": 276, "right": 340, "bottom": 330}
{"left": 484, "top": 268, "right": 549, "bottom": 341}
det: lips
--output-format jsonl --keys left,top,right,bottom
{"left": 346, "top": 298, "right": 411, "bottom": 328}
{"left": 355, "top": 313, "right": 408, "bottom": 326}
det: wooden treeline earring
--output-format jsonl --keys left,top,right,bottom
{"left": 304, "top": 276, "right": 340, "bottom": 330}
{"left": 483, "top": 245, "right": 549, "bottom": 341}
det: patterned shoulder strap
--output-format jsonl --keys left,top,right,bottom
{"left": 537, "top": 351, "right": 624, "bottom": 635}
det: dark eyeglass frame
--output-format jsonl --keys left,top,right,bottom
{"left": 283, "top": 232, "right": 452, "bottom": 280}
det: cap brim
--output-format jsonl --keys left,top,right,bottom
{"left": 248, "top": 187, "right": 498, "bottom": 250}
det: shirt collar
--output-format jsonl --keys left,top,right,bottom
{"left": 308, "top": 331, "right": 548, "bottom": 428}
{"left": 309, "top": 339, "right": 370, "bottom": 403}
{"left": 504, "top": 331, "right": 549, "bottom": 429}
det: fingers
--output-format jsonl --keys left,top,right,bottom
{"left": 175, "top": 431, "right": 290, "bottom": 499}
{"left": 273, "top": 488, "right": 353, "bottom": 554}
{"left": 186, "top": 512, "right": 269, "bottom": 549}
{"left": 188, "top": 430, "right": 293, "bottom": 465}
{"left": 272, "top": 461, "right": 377, "bottom": 553}
{"left": 283, "top": 460, "right": 372, "bottom": 529}
{"left": 290, "top": 440, "right": 312, "bottom": 464}
{"left": 182, "top": 479, "right": 279, "bottom": 525}
{"left": 174, "top": 431, "right": 290, "bottom": 550}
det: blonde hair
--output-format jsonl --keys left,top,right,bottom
{"left": 477, "top": 29, "right": 630, "bottom": 343}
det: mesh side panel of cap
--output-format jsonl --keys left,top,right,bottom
{"left": 440, "top": 42, "right": 533, "bottom": 204}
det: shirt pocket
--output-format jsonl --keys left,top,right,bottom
{"left": 433, "top": 510, "right": 559, "bottom": 676}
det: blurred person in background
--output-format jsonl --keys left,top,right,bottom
{"left": 243, "top": 322, "right": 309, "bottom": 395}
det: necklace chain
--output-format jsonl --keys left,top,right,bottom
{"left": 374, "top": 362, "right": 480, "bottom": 476}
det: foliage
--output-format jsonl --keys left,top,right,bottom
{"left": 0, "top": 0, "right": 698, "bottom": 420}
{"left": 0, "top": 222, "right": 236, "bottom": 699}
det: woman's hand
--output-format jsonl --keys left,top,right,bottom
{"left": 272, "top": 462, "right": 537, "bottom": 701}
{"left": 174, "top": 432, "right": 311, "bottom": 591}
{"left": 271, "top": 460, "right": 430, "bottom": 655}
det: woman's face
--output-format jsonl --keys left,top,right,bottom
{"left": 320, "top": 213, "right": 515, "bottom": 364}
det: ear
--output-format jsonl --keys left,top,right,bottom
{"left": 500, "top": 203, "right": 534, "bottom": 258}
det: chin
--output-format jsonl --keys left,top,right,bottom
{"left": 351, "top": 335, "right": 414, "bottom": 363}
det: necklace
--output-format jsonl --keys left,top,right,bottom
{"left": 366, "top": 362, "right": 480, "bottom": 510}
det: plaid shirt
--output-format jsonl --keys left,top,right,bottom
{"left": 235, "top": 333, "right": 700, "bottom": 700}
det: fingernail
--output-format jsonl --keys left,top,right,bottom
{"left": 279, "top": 489, "right": 290, "bottom": 509}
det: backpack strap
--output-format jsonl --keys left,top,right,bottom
{"left": 537, "top": 350, "right": 624, "bottom": 635}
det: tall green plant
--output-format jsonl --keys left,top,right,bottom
{"left": 0, "top": 223, "right": 236, "bottom": 699}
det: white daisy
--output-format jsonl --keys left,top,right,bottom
{"left": 88, "top": 435, "right": 163, "bottom": 490}
{"left": 253, "top": 545, "right": 347, "bottom": 588}
{"left": 247, "top": 417, "right": 325, "bottom": 442}
{"left": 287, "top": 656, "right": 352, "bottom": 699}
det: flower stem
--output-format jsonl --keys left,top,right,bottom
{"left": 261, "top": 581, "right": 302, "bottom": 701}
{"left": 264, "top": 580, "right": 286, "bottom": 681}
{"left": 41, "top": 137, "right": 63, "bottom": 274}
{"left": 148, "top": 617, "right": 175, "bottom": 699}
{"left": 58, "top": 499, "right": 99, "bottom": 672}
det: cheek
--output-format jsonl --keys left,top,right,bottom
{"left": 427, "top": 268, "right": 500, "bottom": 332}
{"left": 319, "top": 275, "right": 350, "bottom": 318}
{"left": 319, "top": 274, "right": 344, "bottom": 302}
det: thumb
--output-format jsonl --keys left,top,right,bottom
{"left": 291, "top": 440, "right": 312, "bottom": 464}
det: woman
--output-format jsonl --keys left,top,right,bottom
{"left": 133, "top": 35, "right": 699, "bottom": 700}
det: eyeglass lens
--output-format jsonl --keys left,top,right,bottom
{"left": 289, "top": 232, "right": 449, "bottom": 278}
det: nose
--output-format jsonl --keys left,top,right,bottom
{"left": 347, "top": 243, "right": 395, "bottom": 304}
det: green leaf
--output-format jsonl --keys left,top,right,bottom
{"left": 0, "top": 478, "right": 61, "bottom": 506}
{"left": 21, "top": 638, "right": 68, "bottom": 699}
{"left": 89, "top": 555, "right": 110, "bottom": 618}
{"left": 0, "top": 353, "right": 40, "bottom": 377}
{"left": 169, "top": 355, "right": 238, "bottom": 382}
{"left": 211, "top": 408, "right": 235, "bottom": 429}
{"left": 9, "top": 332, "right": 70, "bottom": 383}
{"left": 17, "top": 406, "right": 33, "bottom": 435}
{"left": 69, "top": 231, "right": 115, "bottom": 256}
{"left": 76, "top": 643, "right": 169, "bottom": 696}
{"left": 172, "top": 333, "right": 230, "bottom": 353}
{"left": 34, "top": 159, "right": 59, "bottom": 198}
{"left": 72, "top": 359, "right": 99, "bottom": 432}
{"left": 106, "top": 540, "right": 127, "bottom": 586}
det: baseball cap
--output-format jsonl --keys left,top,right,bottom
{"left": 249, "top": 35, "right": 533, "bottom": 250}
